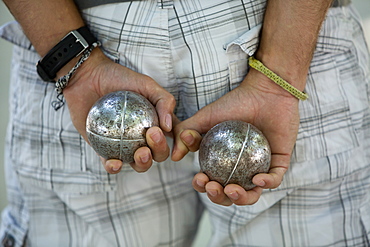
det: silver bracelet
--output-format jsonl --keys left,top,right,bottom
{"left": 52, "top": 41, "right": 101, "bottom": 110}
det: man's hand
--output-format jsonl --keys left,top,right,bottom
{"left": 63, "top": 48, "right": 176, "bottom": 174}
{"left": 2, "top": 0, "right": 175, "bottom": 174}
{"left": 172, "top": 68, "right": 300, "bottom": 206}
{"left": 170, "top": 0, "right": 332, "bottom": 206}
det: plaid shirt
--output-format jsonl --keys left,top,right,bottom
{"left": 1, "top": 0, "right": 369, "bottom": 246}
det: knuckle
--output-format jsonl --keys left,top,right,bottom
{"left": 269, "top": 180, "right": 282, "bottom": 189}
{"left": 167, "top": 94, "right": 176, "bottom": 106}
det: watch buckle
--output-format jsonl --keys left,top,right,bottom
{"left": 70, "top": 30, "right": 89, "bottom": 57}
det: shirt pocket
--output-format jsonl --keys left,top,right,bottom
{"left": 293, "top": 53, "right": 361, "bottom": 163}
{"left": 292, "top": 7, "right": 370, "bottom": 163}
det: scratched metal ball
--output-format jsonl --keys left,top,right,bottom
{"left": 199, "top": 120, "right": 271, "bottom": 190}
{"left": 86, "top": 91, "right": 159, "bottom": 163}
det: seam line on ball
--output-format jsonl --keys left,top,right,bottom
{"left": 224, "top": 123, "right": 251, "bottom": 186}
{"left": 119, "top": 91, "right": 128, "bottom": 161}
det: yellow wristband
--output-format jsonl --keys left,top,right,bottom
{"left": 248, "top": 56, "right": 308, "bottom": 101}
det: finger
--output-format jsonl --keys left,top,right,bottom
{"left": 224, "top": 184, "right": 263, "bottom": 206}
{"left": 180, "top": 129, "right": 202, "bottom": 152}
{"left": 164, "top": 115, "right": 181, "bottom": 138}
{"left": 253, "top": 167, "right": 287, "bottom": 189}
{"left": 102, "top": 158, "right": 123, "bottom": 174}
{"left": 146, "top": 126, "right": 170, "bottom": 162}
{"left": 147, "top": 87, "right": 176, "bottom": 133}
{"left": 157, "top": 111, "right": 174, "bottom": 133}
{"left": 132, "top": 146, "right": 153, "bottom": 172}
{"left": 171, "top": 110, "right": 214, "bottom": 161}
{"left": 172, "top": 128, "right": 202, "bottom": 161}
{"left": 171, "top": 129, "right": 189, "bottom": 161}
{"left": 192, "top": 172, "right": 210, "bottom": 193}
{"left": 156, "top": 95, "right": 176, "bottom": 132}
{"left": 252, "top": 154, "right": 289, "bottom": 189}
{"left": 171, "top": 114, "right": 205, "bottom": 162}
{"left": 205, "top": 181, "right": 233, "bottom": 206}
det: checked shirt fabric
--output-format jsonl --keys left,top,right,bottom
{"left": 0, "top": 0, "right": 369, "bottom": 246}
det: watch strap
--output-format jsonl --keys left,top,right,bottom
{"left": 37, "top": 26, "right": 97, "bottom": 82}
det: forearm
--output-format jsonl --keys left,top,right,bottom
{"left": 256, "top": 0, "right": 332, "bottom": 91}
{"left": 3, "top": 0, "right": 84, "bottom": 56}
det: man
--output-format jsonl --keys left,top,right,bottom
{"left": 1, "top": 0, "right": 369, "bottom": 246}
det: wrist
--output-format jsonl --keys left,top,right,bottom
{"left": 56, "top": 56, "right": 80, "bottom": 80}
{"left": 253, "top": 0, "right": 331, "bottom": 92}
{"left": 57, "top": 44, "right": 103, "bottom": 90}
{"left": 248, "top": 56, "right": 308, "bottom": 101}
{"left": 243, "top": 67, "right": 297, "bottom": 100}
{"left": 37, "top": 26, "right": 98, "bottom": 82}
{"left": 62, "top": 47, "right": 110, "bottom": 91}
{"left": 254, "top": 51, "right": 308, "bottom": 92}
{"left": 51, "top": 45, "right": 102, "bottom": 111}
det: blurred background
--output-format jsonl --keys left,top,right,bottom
{"left": 0, "top": 1, "right": 12, "bottom": 213}
{"left": 0, "top": 1, "right": 369, "bottom": 246}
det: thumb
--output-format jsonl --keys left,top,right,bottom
{"left": 171, "top": 111, "right": 213, "bottom": 161}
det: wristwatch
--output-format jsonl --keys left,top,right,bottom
{"left": 36, "top": 26, "right": 97, "bottom": 82}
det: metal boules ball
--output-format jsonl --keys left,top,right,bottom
{"left": 86, "top": 91, "right": 159, "bottom": 163}
{"left": 199, "top": 120, "right": 271, "bottom": 190}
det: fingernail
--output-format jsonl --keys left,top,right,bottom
{"left": 140, "top": 154, "right": 150, "bottom": 163}
{"left": 196, "top": 179, "right": 205, "bottom": 188}
{"left": 107, "top": 160, "right": 122, "bottom": 172}
{"left": 228, "top": 191, "right": 239, "bottom": 201}
{"left": 111, "top": 165, "right": 121, "bottom": 172}
{"left": 150, "top": 129, "right": 162, "bottom": 144}
{"left": 256, "top": 180, "right": 266, "bottom": 187}
{"left": 165, "top": 114, "right": 172, "bottom": 130}
{"left": 182, "top": 133, "right": 194, "bottom": 146}
{"left": 207, "top": 190, "right": 218, "bottom": 197}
